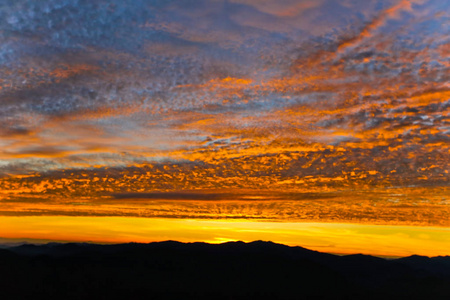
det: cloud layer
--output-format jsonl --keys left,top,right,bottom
{"left": 0, "top": 0, "right": 448, "bottom": 224}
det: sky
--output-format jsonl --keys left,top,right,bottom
{"left": 0, "top": 0, "right": 449, "bottom": 256}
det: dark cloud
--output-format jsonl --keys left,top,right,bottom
{"left": 111, "top": 191, "right": 339, "bottom": 201}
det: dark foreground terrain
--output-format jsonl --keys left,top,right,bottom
{"left": 0, "top": 241, "right": 449, "bottom": 300}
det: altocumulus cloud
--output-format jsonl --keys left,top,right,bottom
{"left": 0, "top": 0, "right": 448, "bottom": 225}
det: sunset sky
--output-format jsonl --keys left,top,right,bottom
{"left": 0, "top": 0, "right": 449, "bottom": 257}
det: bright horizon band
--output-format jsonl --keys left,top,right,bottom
{"left": 1, "top": 216, "right": 449, "bottom": 258}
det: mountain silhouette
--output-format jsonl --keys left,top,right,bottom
{"left": 0, "top": 241, "right": 448, "bottom": 300}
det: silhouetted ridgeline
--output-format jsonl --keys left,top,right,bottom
{"left": 0, "top": 241, "right": 449, "bottom": 300}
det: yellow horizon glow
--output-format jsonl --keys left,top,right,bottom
{"left": 1, "top": 216, "right": 449, "bottom": 258}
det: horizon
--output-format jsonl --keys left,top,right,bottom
{"left": 1, "top": 216, "right": 449, "bottom": 257}
{"left": 2, "top": 237, "right": 448, "bottom": 260}
{"left": 0, "top": 0, "right": 449, "bottom": 258}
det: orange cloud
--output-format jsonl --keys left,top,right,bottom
{"left": 337, "top": 0, "right": 413, "bottom": 53}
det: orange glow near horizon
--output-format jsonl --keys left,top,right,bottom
{"left": 1, "top": 216, "right": 449, "bottom": 258}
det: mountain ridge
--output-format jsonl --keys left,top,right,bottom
{"left": 1, "top": 240, "right": 449, "bottom": 299}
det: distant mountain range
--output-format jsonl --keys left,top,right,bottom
{"left": 0, "top": 241, "right": 449, "bottom": 299}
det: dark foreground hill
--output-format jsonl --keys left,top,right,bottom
{"left": 0, "top": 241, "right": 449, "bottom": 300}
